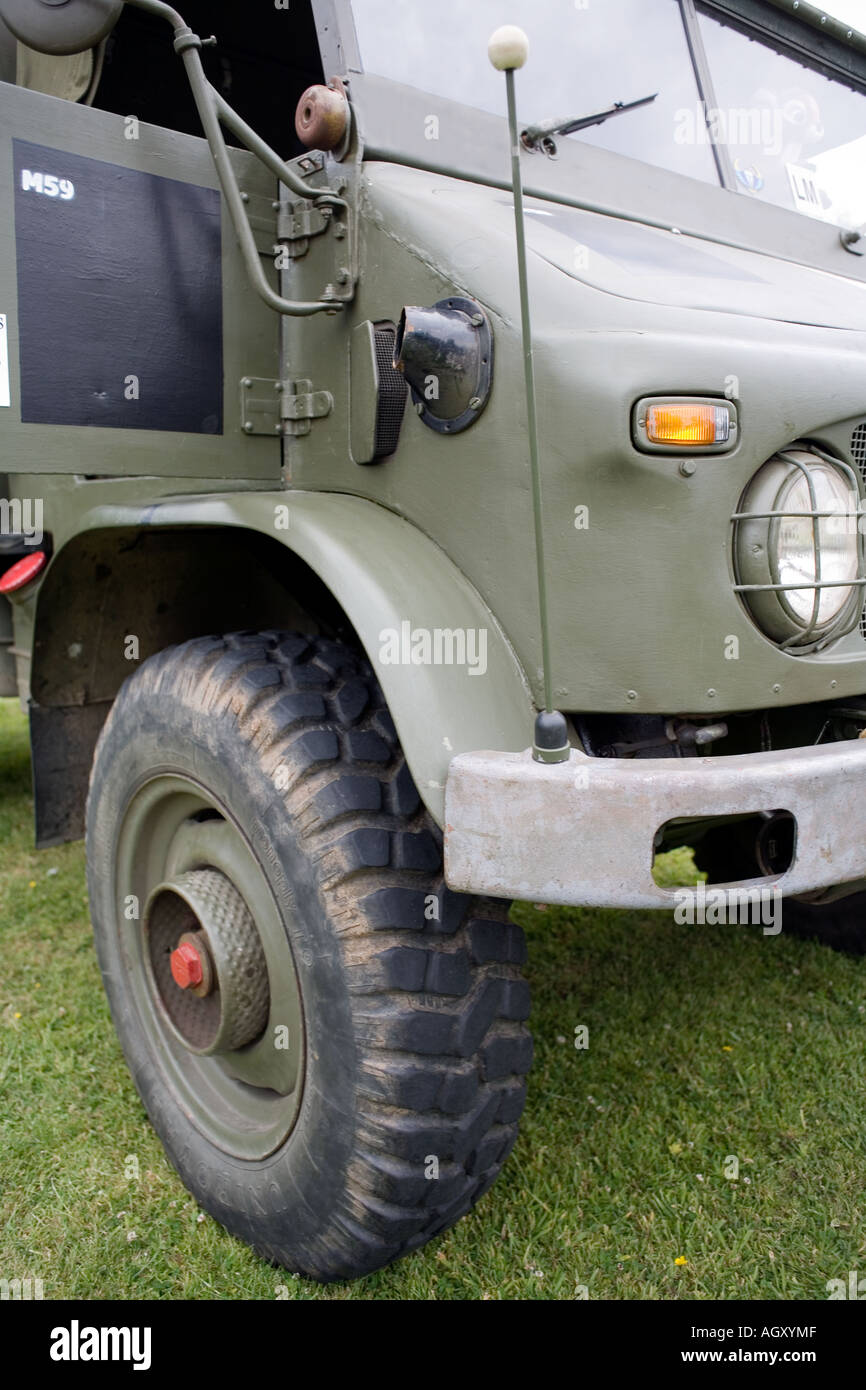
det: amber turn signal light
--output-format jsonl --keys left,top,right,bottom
{"left": 633, "top": 396, "right": 737, "bottom": 454}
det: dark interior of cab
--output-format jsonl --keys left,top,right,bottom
{"left": 0, "top": 0, "right": 324, "bottom": 157}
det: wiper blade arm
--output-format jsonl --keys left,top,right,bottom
{"left": 521, "top": 92, "right": 658, "bottom": 150}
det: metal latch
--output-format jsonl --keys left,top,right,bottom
{"left": 281, "top": 380, "right": 334, "bottom": 437}
{"left": 240, "top": 377, "right": 333, "bottom": 437}
{"left": 277, "top": 200, "right": 333, "bottom": 258}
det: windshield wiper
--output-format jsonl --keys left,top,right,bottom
{"left": 521, "top": 92, "right": 658, "bottom": 153}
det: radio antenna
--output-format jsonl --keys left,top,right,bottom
{"left": 489, "top": 26, "right": 569, "bottom": 763}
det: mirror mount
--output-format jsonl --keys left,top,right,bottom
{"left": 0, "top": 0, "right": 122, "bottom": 56}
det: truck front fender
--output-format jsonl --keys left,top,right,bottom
{"left": 47, "top": 490, "right": 535, "bottom": 825}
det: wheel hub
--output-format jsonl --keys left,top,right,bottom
{"left": 145, "top": 868, "right": 270, "bottom": 1056}
{"left": 116, "top": 773, "right": 305, "bottom": 1157}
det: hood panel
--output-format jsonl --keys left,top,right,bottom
{"left": 430, "top": 179, "right": 866, "bottom": 329}
{"left": 353, "top": 164, "right": 866, "bottom": 716}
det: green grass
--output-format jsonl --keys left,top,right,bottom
{"left": 1, "top": 697, "right": 865, "bottom": 1301}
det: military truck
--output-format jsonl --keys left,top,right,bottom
{"left": 0, "top": 0, "right": 865, "bottom": 1281}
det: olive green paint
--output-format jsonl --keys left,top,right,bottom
{"left": 2, "top": 0, "right": 866, "bottom": 836}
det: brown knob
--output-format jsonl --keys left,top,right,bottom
{"left": 295, "top": 82, "right": 349, "bottom": 152}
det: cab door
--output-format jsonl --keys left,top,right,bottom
{"left": 0, "top": 2, "right": 325, "bottom": 481}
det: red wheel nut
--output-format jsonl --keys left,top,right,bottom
{"left": 171, "top": 941, "right": 203, "bottom": 990}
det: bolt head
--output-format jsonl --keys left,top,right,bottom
{"left": 171, "top": 942, "right": 204, "bottom": 990}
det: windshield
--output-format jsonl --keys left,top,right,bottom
{"left": 352, "top": 0, "right": 718, "bottom": 183}
{"left": 350, "top": 0, "right": 866, "bottom": 227}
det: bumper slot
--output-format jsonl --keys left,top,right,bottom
{"left": 656, "top": 809, "right": 797, "bottom": 882}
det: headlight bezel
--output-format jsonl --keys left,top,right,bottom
{"left": 733, "top": 445, "right": 865, "bottom": 652}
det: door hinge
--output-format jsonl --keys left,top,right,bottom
{"left": 240, "top": 189, "right": 280, "bottom": 258}
{"left": 240, "top": 377, "right": 333, "bottom": 437}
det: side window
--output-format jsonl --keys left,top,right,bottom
{"left": 93, "top": 1, "right": 324, "bottom": 155}
{"left": 4, "top": 2, "right": 325, "bottom": 157}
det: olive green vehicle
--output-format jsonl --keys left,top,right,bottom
{"left": 1, "top": 0, "right": 866, "bottom": 1281}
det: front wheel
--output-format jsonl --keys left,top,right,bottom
{"left": 86, "top": 631, "right": 531, "bottom": 1281}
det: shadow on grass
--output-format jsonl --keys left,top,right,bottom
{"left": 0, "top": 699, "right": 32, "bottom": 800}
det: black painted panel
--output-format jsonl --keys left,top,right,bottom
{"left": 13, "top": 139, "right": 223, "bottom": 433}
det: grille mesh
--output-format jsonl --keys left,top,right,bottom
{"left": 855, "top": 425, "right": 866, "bottom": 639}
{"left": 372, "top": 325, "right": 407, "bottom": 460}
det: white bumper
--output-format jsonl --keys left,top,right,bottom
{"left": 443, "top": 742, "right": 866, "bottom": 908}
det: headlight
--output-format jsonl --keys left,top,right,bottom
{"left": 734, "top": 448, "right": 863, "bottom": 649}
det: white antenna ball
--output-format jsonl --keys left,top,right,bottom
{"left": 488, "top": 25, "right": 530, "bottom": 72}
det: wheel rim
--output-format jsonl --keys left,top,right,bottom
{"left": 113, "top": 773, "right": 305, "bottom": 1160}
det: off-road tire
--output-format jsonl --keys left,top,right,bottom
{"left": 86, "top": 631, "right": 531, "bottom": 1280}
{"left": 776, "top": 893, "right": 866, "bottom": 954}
